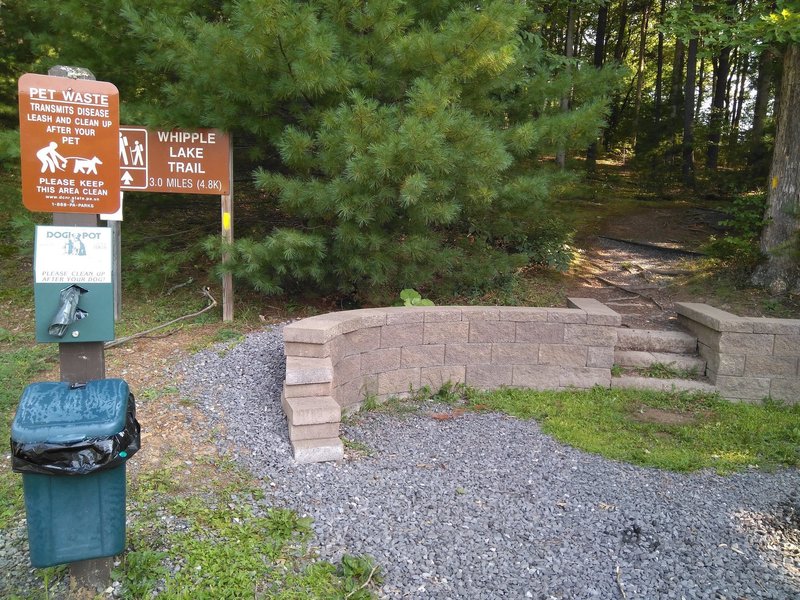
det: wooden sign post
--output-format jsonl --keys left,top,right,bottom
{"left": 19, "top": 65, "right": 120, "bottom": 592}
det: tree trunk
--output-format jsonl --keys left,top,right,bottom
{"left": 670, "top": 38, "right": 685, "bottom": 126}
{"left": 683, "top": 36, "right": 698, "bottom": 186}
{"left": 614, "top": 0, "right": 629, "bottom": 63}
{"left": 695, "top": 56, "right": 705, "bottom": 120}
{"left": 654, "top": 0, "right": 666, "bottom": 125}
{"left": 632, "top": 1, "right": 651, "bottom": 149}
{"left": 748, "top": 49, "right": 773, "bottom": 166}
{"left": 732, "top": 52, "right": 749, "bottom": 138}
{"left": 752, "top": 44, "right": 800, "bottom": 294}
{"left": 706, "top": 45, "right": 731, "bottom": 170}
{"left": 557, "top": 2, "right": 576, "bottom": 169}
{"left": 725, "top": 46, "right": 739, "bottom": 124}
{"left": 587, "top": 2, "right": 609, "bottom": 173}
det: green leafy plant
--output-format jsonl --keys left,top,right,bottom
{"left": 338, "top": 555, "right": 383, "bottom": 600}
{"left": 125, "top": 240, "right": 204, "bottom": 292}
{"left": 704, "top": 192, "right": 767, "bottom": 272}
{"left": 635, "top": 362, "right": 700, "bottom": 380}
{"left": 342, "top": 437, "right": 373, "bottom": 457}
{"left": 399, "top": 288, "right": 435, "bottom": 307}
{"left": 113, "top": 550, "right": 169, "bottom": 600}
{"left": 109, "top": 1, "right": 613, "bottom": 299}
{"left": 432, "top": 381, "right": 468, "bottom": 404}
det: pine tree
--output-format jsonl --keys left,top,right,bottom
{"left": 34, "top": 0, "right": 615, "bottom": 299}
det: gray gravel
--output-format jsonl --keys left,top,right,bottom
{"left": 173, "top": 324, "right": 800, "bottom": 599}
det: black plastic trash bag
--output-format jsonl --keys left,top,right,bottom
{"left": 11, "top": 394, "right": 140, "bottom": 476}
{"left": 48, "top": 284, "right": 89, "bottom": 338}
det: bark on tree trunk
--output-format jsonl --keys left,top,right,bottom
{"left": 748, "top": 49, "right": 773, "bottom": 166}
{"left": 557, "top": 2, "right": 576, "bottom": 169}
{"left": 633, "top": 1, "right": 651, "bottom": 150}
{"left": 752, "top": 44, "right": 800, "bottom": 294}
{"left": 732, "top": 52, "right": 749, "bottom": 138}
{"left": 670, "top": 39, "right": 685, "bottom": 127}
{"left": 654, "top": 0, "right": 666, "bottom": 124}
{"left": 707, "top": 45, "right": 731, "bottom": 170}
{"left": 695, "top": 56, "right": 705, "bottom": 120}
{"left": 587, "top": 2, "right": 609, "bottom": 173}
{"left": 683, "top": 37, "right": 698, "bottom": 186}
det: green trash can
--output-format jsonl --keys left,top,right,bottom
{"left": 10, "top": 379, "right": 140, "bottom": 568}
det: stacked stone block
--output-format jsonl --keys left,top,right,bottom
{"left": 282, "top": 298, "right": 621, "bottom": 462}
{"left": 676, "top": 302, "right": 800, "bottom": 402}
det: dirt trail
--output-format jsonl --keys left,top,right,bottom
{"left": 565, "top": 203, "right": 726, "bottom": 330}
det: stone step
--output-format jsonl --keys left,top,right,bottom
{"left": 285, "top": 356, "right": 333, "bottom": 385}
{"left": 614, "top": 350, "right": 706, "bottom": 374}
{"left": 281, "top": 394, "right": 341, "bottom": 426}
{"left": 292, "top": 437, "right": 344, "bottom": 463}
{"left": 611, "top": 375, "right": 717, "bottom": 394}
{"left": 615, "top": 328, "right": 698, "bottom": 354}
{"left": 289, "top": 421, "right": 341, "bottom": 442}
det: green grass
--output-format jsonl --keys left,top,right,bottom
{"left": 118, "top": 467, "right": 381, "bottom": 600}
{"left": 470, "top": 386, "right": 800, "bottom": 473}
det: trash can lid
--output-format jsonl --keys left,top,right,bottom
{"left": 12, "top": 379, "right": 130, "bottom": 444}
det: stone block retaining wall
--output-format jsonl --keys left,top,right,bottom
{"left": 676, "top": 302, "right": 800, "bottom": 402}
{"left": 282, "top": 298, "right": 620, "bottom": 462}
{"left": 283, "top": 300, "right": 800, "bottom": 462}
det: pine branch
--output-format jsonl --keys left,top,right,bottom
{"left": 277, "top": 35, "right": 313, "bottom": 106}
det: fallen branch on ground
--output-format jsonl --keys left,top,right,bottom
{"left": 594, "top": 275, "right": 665, "bottom": 310}
{"left": 105, "top": 287, "right": 217, "bottom": 350}
{"left": 615, "top": 564, "right": 628, "bottom": 600}
{"left": 344, "top": 563, "right": 380, "bottom": 599}
{"left": 166, "top": 277, "right": 194, "bottom": 295}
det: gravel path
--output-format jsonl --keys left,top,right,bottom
{"left": 176, "top": 325, "right": 800, "bottom": 600}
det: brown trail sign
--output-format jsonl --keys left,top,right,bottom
{"left": 118, "top": 126, "right": 234, "bottom": 320}
{"left": 18, "top": 73, "right": 120, "bottom": 214}
{"left": 119, "top": 127, "right": 230, "bottom": 195}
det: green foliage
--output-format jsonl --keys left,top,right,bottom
{"left": 0, "top": 129, "right": 20, "bottom": 166}
{"left": 399, "top": 288, "right": 434, "bottom": 307}
{"left": 104, "top": 0, "right": 613, "bottom": 299}
{"left": 470, "top": 386, "right": 800, "bottom": 473}
{"left": 120, "top": 478, "right": 381, "bottom": 599}
{"left": 113, "top": 550, "right": 169, "bottom": 600}
{"left": 634, "top": 362, "right": 700, "bottom": 380}
{"left": 125, "top": 240, "right": 203, "bottom": 291}
{"left": 704, "top": 192, "right": 767, "bottom": 272}
{"left": 338, "top": 555, "right": 382, "bottom": 600}
{"left": 751, "top": 3, "right": 800, "bottom": 44}
{"left": 432, "top": 381, "right": 469, "bottom": 404}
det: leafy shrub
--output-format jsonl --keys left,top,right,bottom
{"left": 704, "top": 192, "right": 767, "bottom": 271}
{"left": 0, "top": 129, "right": 20, "bottom": 167}
{"left": 125, "top": 240, "right": 203, "bottom": 291}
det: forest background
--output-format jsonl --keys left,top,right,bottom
{"left": 0, "top": 0, "right": 799, "bottom": 306}
{"left": 0, "top": 3, "right": 799, "bottom": 596}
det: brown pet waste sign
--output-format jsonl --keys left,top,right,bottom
{"left": 19, "top": 73, "right": 120, "bottom": 214}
